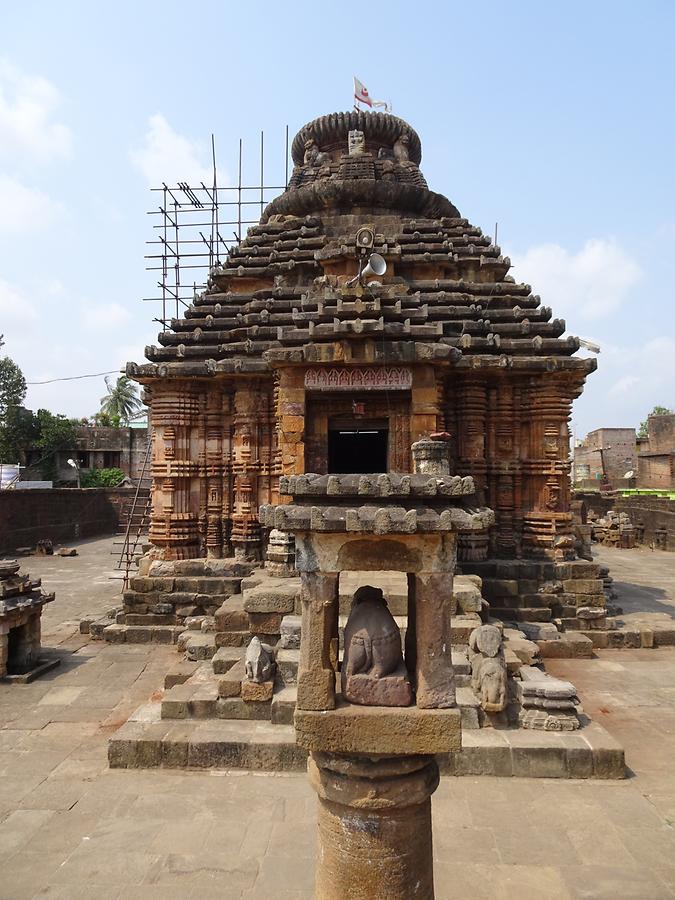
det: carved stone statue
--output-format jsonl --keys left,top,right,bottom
{"left": 468, "top": 623, "right": 507, "bottom": 712}
{"left": 303, "top": 138, "right": 330, "bottom": 167}
{"left": 348, "top": 129, "right": 367, "bottom": 156}
{"left": 393, "top": 133, "right": 411, "bottom": 163}
{"left": 341, "top": 585, "right": 412, "bottom": 706}
{"left": 245, "top": 635, "right": 276, "bottom": 683}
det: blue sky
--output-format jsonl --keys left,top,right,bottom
{"left": 1, "top": 0, "right": 673, "bottom": 438}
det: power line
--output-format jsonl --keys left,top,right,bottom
{"left": 27, "top": 370, "right": 120, "bottom": 385}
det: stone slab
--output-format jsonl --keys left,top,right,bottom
{"left": 108, "top": 708, "right": 623, "bottom": 778}
{"left": 294, "top": 701, "right": 462, "bottom": 755}
{"left": 240, "top": 679, "right": 274, "bottom": 702}
{"left": 1, "top": 656, "right": 60, "bottom": 684}
{"left": 342, "top": 662, "right": 414, "bottom": 707}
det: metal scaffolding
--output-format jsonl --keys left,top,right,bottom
{"left": 143, "top": 127, "right": 290, "bottom": 327}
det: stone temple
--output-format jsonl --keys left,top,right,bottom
{"left": 107, "top": 111, "right": 624, "bottom": 786}
{"left": 127, "top": 109, "right": 603, "bottom": 617}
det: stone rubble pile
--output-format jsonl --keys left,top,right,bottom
{"left": 591, "top": 510, "right": 635, "bottom": 548}
{"left": 516, "top": 665, "right": 580, "bottom": 730}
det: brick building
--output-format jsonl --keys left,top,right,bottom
{"left": 24, "top": 424, "right": 149, "bottom": 485}
{"left": 637, "top": 414, "right": 675, "bottom": 489}
{"left": 574, "top": 428, "right": 636, "bottom": 490}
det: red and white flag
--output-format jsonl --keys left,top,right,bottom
{"left": 354, "top": 77, "right": 390, "bottom": 112}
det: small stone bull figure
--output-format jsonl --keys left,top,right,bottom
{"left": 245, "top": 636, "right": 276, "bottom": 684}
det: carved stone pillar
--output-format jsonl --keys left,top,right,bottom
{"left": 410, "top": 365, "right": 440, "bottom": 445}
{"left": 149, "top": 381, "right": 201, "bottom": 559}
{"left": 231, "top": 383, "right": 266, "bottom": 560}
{"left": 309, "top": 752, "right": 439, "bottom": 900}
{"left": 407, "top": 571, "right": 456, "bottom": 709}
{"left": 200, "top": 386, "right": 226, "bottom": 558}
{"left": 276, "top": 367, "right": 306, "bottom": 476}
{"left": 522, "top": 380, "right": 574, "bottom": 558}
{"left": 296, "top": 571, "right": 339, "bottom": 711}
{"left": 487, "top": 378, "right": 518, "bottom": 557}
{"left": 457, "top": 376, "right": 488, "bottom": 492}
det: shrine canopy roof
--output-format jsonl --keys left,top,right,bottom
{"left": 128, "top": 111, "right": 596, "bottom": 384}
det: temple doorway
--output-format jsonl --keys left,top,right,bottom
{"left": 328, "top": 425, "right": 388, "bottom": 473}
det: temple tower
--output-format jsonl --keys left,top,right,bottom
{"left": 127, "top": 110, "right": 599, "bottom": 626}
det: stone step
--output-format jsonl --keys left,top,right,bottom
{"left": 212, "top": 646, "right": 243, "bottom": 674}
{"left": 451, "top": 615, "right": 482, "bottom": 643}
{"left": 161, "top": 681, "right": 219, "bottom": 720}
{"left": 489, "top": 607, "right": 552, "bottom": 623}
{"left": 102, "top": 623, "right": 184, "bottom": 644}
{"left": 243, "top": 578, "right": 301, "bottom": 616}
{"left": 456, "top": 687, "right": 482, "bottom": 729}
{"left": 217, "top": 659, "right": 247, "bottom": 698}
{"left": 214, "top": 594, "right": 247, "bottom": 632}
{"left": 216, "top": 696, "right": 273, "bottom": 721}
{"left": 164, "top": 660, "right": 200, "bottom": 689}
{"left": 215, "top": 630, "right": 249, "bottom": 648}
{"left": 451, "top": 647, "right": 470, "bottom": 675}
{"left": 536, "top": 632, "right": 594, "bottom": 659}
{"left": 110, "top": 704, "right": 625, "bottom": 778}
{"left": 184, "top": 633, "right": 217, "bottom": 660}
{"left": 276, "top": 649, "right": 299, "bottom": 685}
{"left": 271, "top": 686, "right": 297, "bottom": 725}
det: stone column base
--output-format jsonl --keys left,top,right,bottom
{"left": 309, "top": 751, "right": 439, "bottom": 900}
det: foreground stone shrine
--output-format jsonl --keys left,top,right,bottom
{"left": 257, "top": 452, "right": 492, "bottom": 899}
{"left": 104, "top": 110, "right": 627, "bottom": 781}
{"left": 0, "top": 560, "right": 58, "bottom": 681}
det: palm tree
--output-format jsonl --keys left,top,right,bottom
{"left": 99, "top": 376, "right": 142, "bottom": 424}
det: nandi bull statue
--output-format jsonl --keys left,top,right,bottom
{"left": 341, "top": 585, "right": 413, "bottom": 706}
{"left": 468, "top": 623, "right": 507, "bottom": 713}
{"left": 245, "top": 635, "right": 276, "bottom": 684}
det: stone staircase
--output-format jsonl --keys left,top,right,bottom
{"left": 84, "top": 558, "right": 255, "bottom": 645}
{"left": 107, "top": 565, "right": 625, "bottom": 777}
{"left": 466, "top": 558, "right": 610, "bottom": 631}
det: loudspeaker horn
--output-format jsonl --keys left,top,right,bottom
{"left": 361, "top": 253, "right": 387, "bottom": 279}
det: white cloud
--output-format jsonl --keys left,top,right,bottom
{"left": 82, "top": 302, "right": 132, "bottom": 330}
{"left": 0, "top": 277, "right": 37, "bottom": 323}
{"left": 510, "top": 238, "right": 642, "bottom": 324}
{"left": 574, "top": 335, "right": 675, "bottom": 435}
{"left": 0, "top": 59, "right": 72, "bottom": 164}
{"left": 623, "top": 337, "right": 675, "bottom": 398}
{"left": 130, "top": 114, "right": 212, "bottom": 185}
{"left": 0, "top": 174, "right": 60, "bottom": 235}
{"left": 608, "top": 374, "right": 640, "bottom": 397}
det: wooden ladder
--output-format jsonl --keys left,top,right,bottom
{"left": 112, "top": 440, "right": 152, "bottom": 589}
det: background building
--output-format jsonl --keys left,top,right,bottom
{"left": 574, "top": 428, "right": 636, "bottom": 490}
{"left": 637, "top": 414, "right": 675, "bottom": 489}
{"left": 24, "top": 424, "right": 149, "bottom": 486}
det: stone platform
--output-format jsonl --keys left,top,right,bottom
{"left": 109, "top": 700, "right": 624, "bottom": 778}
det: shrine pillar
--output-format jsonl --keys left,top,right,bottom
{"left": 148, "top": 380, "right": 201, "bottom": 559}
{"left": 522, "top": 378, "right": 574, "bottom": 558}
{"left": 275, "top": 367, "right": 306, "bottom": 477}
{"left": 231, "top": 382, "right": 267, "bottom": 560}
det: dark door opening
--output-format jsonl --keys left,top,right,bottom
{"left": 328, "top": 427, "right": 388, "bottom": 474}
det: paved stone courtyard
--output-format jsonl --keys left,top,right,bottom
{"left": 1, "top": 537, "right": 675, "bottom": 898}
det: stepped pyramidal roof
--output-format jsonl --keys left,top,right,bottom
{"left": 129, "top": 110, "right": 596, "bottom": 384}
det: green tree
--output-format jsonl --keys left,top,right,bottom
{"left": 33, "top": 410, "right": 78, "bottom": 481}
{"left": 637, "top": 406, "right": 673, "bottom": 439}
{"left": 0, "top": 354, "right": 31, "bottom": 464}
{"left": 99, "top": 375, "right": 142, "bottom": 424}
{"left": 0, "top": 356, "right": 27, "bottom": 419}
{"left": 81, "top": 467, "right": 126, "bottom": 487}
